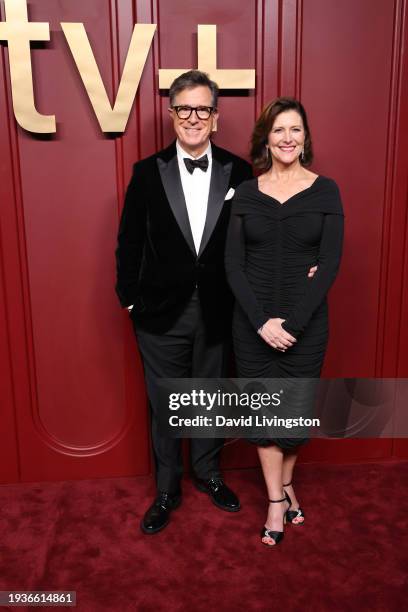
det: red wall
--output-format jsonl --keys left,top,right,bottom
{"left": 1, "top": 0, "right": 407, "bottom": 484}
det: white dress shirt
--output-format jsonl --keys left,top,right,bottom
{"left": 176, "top": 140, "right": 212, "bottom": 254}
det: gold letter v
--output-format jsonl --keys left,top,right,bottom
{"left": 61, "top": 23, "right": 156, "bottom": 133}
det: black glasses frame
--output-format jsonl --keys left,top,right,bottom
{"left": 171, "top": 105, "right": 217, "bottom": 120}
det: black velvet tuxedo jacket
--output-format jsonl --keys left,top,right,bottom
{"left": 115, "top": 140, "right": 253, "bottom": 342}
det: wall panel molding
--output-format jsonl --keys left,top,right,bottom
{"left": 375, "top": 0, "right": 408, "bottom": 377}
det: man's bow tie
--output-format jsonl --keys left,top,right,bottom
{"left": 183, "top": 154, "right": 209, "bottom": 174}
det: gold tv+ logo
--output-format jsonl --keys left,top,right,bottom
{"left": 0, "top": 0, "right": 255, "bottom": 133}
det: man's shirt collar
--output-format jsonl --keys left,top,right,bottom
{"left": 176, "top": 140, "right": 212, "bottom": 162}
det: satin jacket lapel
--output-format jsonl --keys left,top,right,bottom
{"left": 157, "top": 155, "right": 196, "bottom": 255}
{"left": 198, "top": 158, "right": 232, "bottom": 257}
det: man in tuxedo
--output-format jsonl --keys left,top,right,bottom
{"left": 115, "top": 70, "right": 252, "bottom": 534}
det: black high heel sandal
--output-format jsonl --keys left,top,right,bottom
{"left": 260, "top": 494, "right": 290, "bottom": 547}
{"left": 283, "top": 481, "right": 305, "bottom": 525}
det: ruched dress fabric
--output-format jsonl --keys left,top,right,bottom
{"left": 225, "top": 176, "right": 344, "bottom": 449}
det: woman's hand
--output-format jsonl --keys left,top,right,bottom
{"left": 257, "top": 318, "right": 296, "bottom": 351}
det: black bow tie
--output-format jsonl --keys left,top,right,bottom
{"left": 183, "top": 154, "right": 209, "bottom": 174}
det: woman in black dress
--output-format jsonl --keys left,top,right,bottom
{"left": 225, "top": 98, "right": 344, "bottom": 546}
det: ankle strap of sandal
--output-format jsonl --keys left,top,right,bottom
{"left": 282, "top": 481, "right": 292, "bottom": 487}
{"left": 268, "top": 496, "right": 286, "bottom": 503}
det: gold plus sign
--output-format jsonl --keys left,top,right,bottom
{"left": 159, "top": 25, "right": 255, "bottom": 89}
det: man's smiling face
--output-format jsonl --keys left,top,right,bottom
{"left": 169, "top": 85, "right": 218, "bottom": 157}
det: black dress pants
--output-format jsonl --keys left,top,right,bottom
{"left": 134, "top": 290, "right": 229, "bottom": 494}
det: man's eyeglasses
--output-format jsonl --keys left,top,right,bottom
{"left": 171, "top": 105, "right": 216, "bottom": 120}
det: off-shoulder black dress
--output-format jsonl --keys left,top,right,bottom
{"left": 225, "top": 176, "right": 344, "bottom": 449}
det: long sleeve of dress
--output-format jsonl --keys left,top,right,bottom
{"left": 225, "top": 208, "right": 270, "bottom": 331}
{"left": 281, "top": 212, "right": 344, "bottom": 338}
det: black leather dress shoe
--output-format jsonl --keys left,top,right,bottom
{"left": 194, "top": 477, "right": 241, "bottom": 512}
{"left": 140, "top": 492, "right": 181, "bottom": 534}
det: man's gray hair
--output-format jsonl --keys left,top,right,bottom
{"left": 169, "top": 70, "right": 219, "bottom": 107}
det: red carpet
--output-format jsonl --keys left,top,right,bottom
{"left": 1, "top": 461, "right": 407, "bottom": 611}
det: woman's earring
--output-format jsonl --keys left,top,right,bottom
{"left": 301, "top": 147, "right": 305, "bottom": 161}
